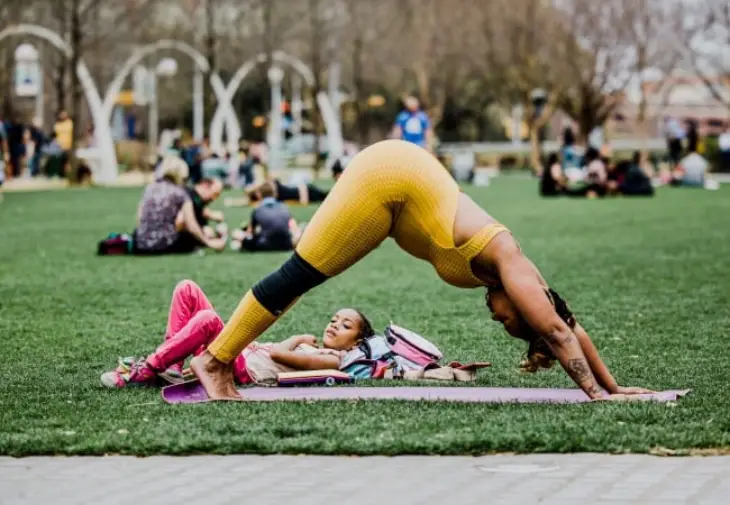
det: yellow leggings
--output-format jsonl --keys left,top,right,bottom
{"left": 209, "top": 140, "right": 508, "bottom": 362}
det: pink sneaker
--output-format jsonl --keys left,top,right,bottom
{"left": 158, "top": 362, "right": 186, "bottom": 385}
{"left": 101, "top": 357, "right": 158, "bottom": 388}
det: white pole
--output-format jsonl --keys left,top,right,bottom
{"left": 149, "top": 72, "right": 158, "bottom": 153}
{"left": 268, "top": 66, "right": 284, "bottom": 172}
{"left": 292, "top": 74, "right": 302, "bottom": 137}
{"left": 193, "top": 0, "right": 205, "bottom": 143}
{"left": 35, "top": 46, "right": 44, "bottom": 128}
{"left": 511, "top": 105, "right": 523, "bottom": 145}
{"left": 193, "top": 69, "right": 204, "bottom": 141}
{"left": 328, "top": 61, "right": 341, "bottom": 126}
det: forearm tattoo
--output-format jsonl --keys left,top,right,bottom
{"left": 544, "top": 330, "right": 575, "bottom": 346}
{"left": 586, "top": 384, "right": 603, "bottom": 395}
{"left": 567, "top": 358, "right": 592, "bottom": 383}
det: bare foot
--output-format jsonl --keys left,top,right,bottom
{"left": 190, "top": 352, "right": 242, "bottom": 401}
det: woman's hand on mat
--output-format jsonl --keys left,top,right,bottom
{"left": 614, "top": 386, "right": 654, "bottom": 395}
{"left": 594, "top": 394, "right": 643, "bottom": 402}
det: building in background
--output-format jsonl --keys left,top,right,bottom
{"left": 610, "top": 72, "right": 730, "bottom": 138}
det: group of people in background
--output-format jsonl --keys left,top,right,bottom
{"left": 0, "top": 106, "right": 79, "bottom": 184}
{"left": 110, "top": 146, "right": 338, "bottom": 258}
{"left": 540, "top": 124, "right": 721, "bottom": 198}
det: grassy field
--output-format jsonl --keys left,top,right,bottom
{"left": 1, "top": 179, "right": 729, "bottom": 456}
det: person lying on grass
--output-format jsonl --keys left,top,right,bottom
{"left": 225, "top": 178, "right": 330, "bottom": 207}
{"left": 100, "top": 280, "right": 374, "bottom": 388}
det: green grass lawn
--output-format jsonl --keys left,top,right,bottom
{"left": 1, "top": 179, "right": 729, "bottom": 456}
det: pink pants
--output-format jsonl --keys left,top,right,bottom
{"left": 145, "top": 280, "right": 251, "bottom": 384}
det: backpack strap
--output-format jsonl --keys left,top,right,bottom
{"left": 446, "top": 361, "right": 492, "bottom": 371}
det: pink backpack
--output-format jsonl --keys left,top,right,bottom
{"left": 384, "top": 322, "right": 443, "bottom": 367}
{"left": 341, "top": 323, "right": 444, "bottom": 379}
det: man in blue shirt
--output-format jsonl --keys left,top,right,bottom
{"left": 392, "top": 96, "right": 433, "bottom": 151}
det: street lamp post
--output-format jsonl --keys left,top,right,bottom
{"left": 14, "top": 43, "right": 43, "bottom": 126}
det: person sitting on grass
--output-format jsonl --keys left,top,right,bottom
{"left": 539, "top": 152, "right": 567, "bottom": 197}
{"left": 670, "top": 151, "right": 710, "bottom": 188}
{"left": 230, "top": 182, "right": 306, "bottom": 253}
{"left": 133, "top": 157, "right": 226, "bottom": 255}
{"left": 607, "top": 151, "right": 654, "bottom": 197}
{"left": 186, "top": 177, "right": 228, "bottom": 240}
{"left": 580, "top": 147, "right": 609, "bottom": 198}
{"left": 100, "top": 279, "right": 374, "bottom": 387}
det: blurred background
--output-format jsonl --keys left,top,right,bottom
{"left": 0, "top": 0, "right": 729, "bottom": 185}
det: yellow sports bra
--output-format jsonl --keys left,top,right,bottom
{"left": 430, "top": 223, "right": 509, "bottom": 289}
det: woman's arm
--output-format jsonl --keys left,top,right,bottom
{"left": 575, "top": 324, "right": 654, "bottom": 395}
{"left": 492, "top": 238, "right": 605, "bottom": 399}
{"left": 574, "top": 323, "right": 618, "bottom": 393}
{"left": 179, "top": 200, "right": 224, "bottom": 251}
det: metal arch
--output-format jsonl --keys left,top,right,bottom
{"left": 0, "top": 24, "right": 118, "bottom": 182}
{"left": 209, "top": 50, "right": 343, "bottom": 160}
{"left": 207, "top": 54, "right": 264, "bottom": 153}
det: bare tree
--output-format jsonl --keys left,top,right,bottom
{"left": 480, "top": 0, "right": 571, "bottom": 170}
{"left": 342, "top": 0, "right": 402, "bottom": 143}
{"left": 629, "top": 0, "right": 684, "bottom": 134}
{"left": 553, "top": 0, "right": 637, "bottom": 143}
{"left": 685, "top": 0, "right": 730, "bottom": 107}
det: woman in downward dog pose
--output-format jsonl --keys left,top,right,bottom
{"left": 192, "top": 139, "right": 651, "bottom": 400}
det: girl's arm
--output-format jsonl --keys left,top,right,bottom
{"left": 269, "top": 347, "right": 340, "bottom": 370}
{"left": 575, "top": 324, "right": 654, "bottom": 395}
{"left": 274, "top": 335, "right": 314, "bottom": 352}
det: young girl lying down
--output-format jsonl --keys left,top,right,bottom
{"left": 101, "top": 280, "right": 374, "bottom": 388}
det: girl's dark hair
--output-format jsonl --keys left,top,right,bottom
{"left": 353, "top": 309, "right": 375, "bottom": 341}
{"left": 519, "top": 289, "right": 576, "bottom": 373}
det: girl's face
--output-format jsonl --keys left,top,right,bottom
{"left": 322, "top": 309, "right": 364, "bottom": 351}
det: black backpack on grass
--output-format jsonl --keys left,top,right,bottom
{"left": 97, "top": 233, "right": 134, "bottom": 256}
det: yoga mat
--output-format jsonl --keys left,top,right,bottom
{"left": 161, "top": 380, "right": 690, "bottom": 405}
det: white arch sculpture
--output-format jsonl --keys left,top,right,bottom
{"left": 209, "top": 50, "right": 344, "bottom": 162}
{"left": 102, "top": 39, "right": 240, "bottom": 154}
{"left": 0, "top": 24, "right": 118, "bottom": 182}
